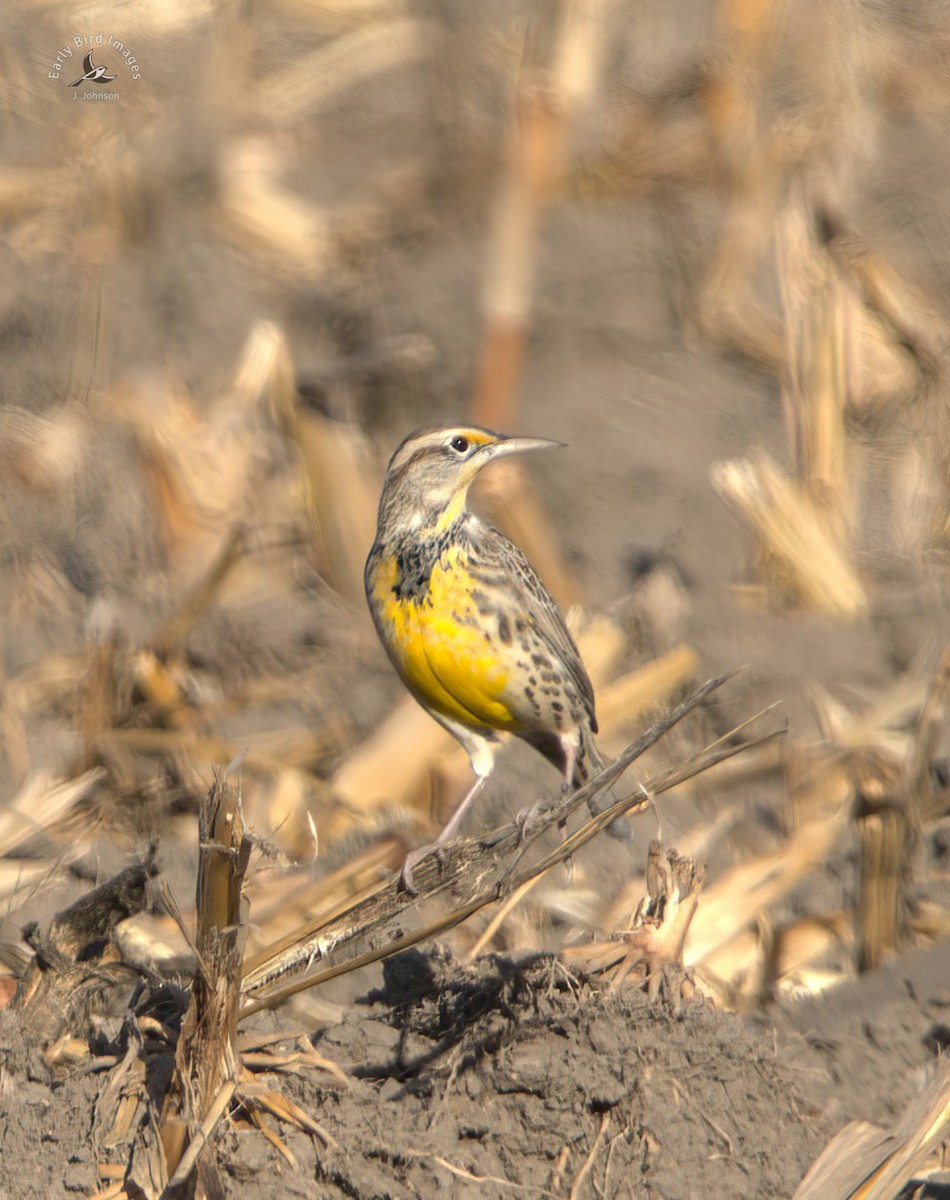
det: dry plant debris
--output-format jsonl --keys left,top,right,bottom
{"left": 6, "top": 676, "right": 779, "bottom": 1194}
{"left": 564, "top": 841, "right": 704, "bottom": 1009}
{"left": 0, "top": 2, "right": 948, "bottom": 1197}
{"left": 793, "top": 1059, "right": 950, "bottom": 1200}
{"left": 240, "top": 672, "right": 776, "bottom": 1013}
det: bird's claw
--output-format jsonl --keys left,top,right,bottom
{"left": 514, "top": 802, "right": 550, "bottom": 843}
{"left": 397, "top": 846, "right": 425, "bottom": 895}
{"left": 397, "top": 842, "right": 448, "bottom": 895}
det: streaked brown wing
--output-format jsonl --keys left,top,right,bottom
{"left": 464, "top": 518, "right": 597, "bottom": 732}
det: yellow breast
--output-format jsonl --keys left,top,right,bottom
{"left": 368, "top": 544, "right": 518, "bottom": 732}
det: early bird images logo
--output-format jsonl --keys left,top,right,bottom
{"left": 47, "top": 33, "right": 142, "bottom": 101}
{"left": 69, "top": 51, "right": 117, "bottom": 87}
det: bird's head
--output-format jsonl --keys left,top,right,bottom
{"left": 376, "top": 424, "right": 561, "bottom": 533}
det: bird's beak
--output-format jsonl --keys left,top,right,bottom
{"left": 458, "top": 433, "right": 563, "bottom": 492}
{"left": 453, "top": 433, "right": 563, "bottom": 504}
{"left": 482, "top": 434, "right": 564, "bottom": 461}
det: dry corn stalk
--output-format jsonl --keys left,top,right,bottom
{"left": 237, "top": 322, "right": 379, "bottom": 602}
{"left": 777, "top": 186, "right": 853, "bottom": 544}
{"left": 130, "top": 650, "right": 196, "bottom": 732}
{"left": 852, "top": 750, "right": 909, "bottom": 972}
{"left": 823, "top": 213, "right": 950, "bottom": 390}
{"left": 98, "top": 726, "right": 335, "bottom": 792}
{"left": 684, "top": 807, "right": 847, "bottom": 973}
{"left": 289, "top": 408, "right": 378, "bottom": 602}
{"left": 467, "top": 0, "right": 606, "bottom": 612}
{"left": 160, "top": 773, "right": 251, "bottom": 1193}
{"left": 149, "top": 526, "right": 248, "bottom": 658}
{"left": 6, "top": 652, "right": 88, "bottom": 718}
{"left": 471, "top": 0, "right": 605, "bottom": 432}
{"left": 784, "top": 743, "right": 854, "bottom": 830}
{"left": 807, "top": 678, "right": 929, "bottom": 762}
{"left": 0, "top": 768, "right": 104, "bottom": 857}
{"left": 695, "top": 0, "right": 789, "bottom": 370}
{"left": 596, "top": 643, "right": 699, "bottom": 737}
{"left": 796, "top": 646, "right": 950, "bottom": 973}
{"left": 712, "top": 453, "right": 866, "bottom": 615}
{"left": 113, "top": 364, "right": 270, "bottom": 576}
{"left": 564, "top": 842, "right": 705, "bottom": 1008}
{"left": 245, "top": 841, "right": 404, "bottom": 960}
{"left": 853, "top": 643, "right": 950, "bottom": 970}
{"left": 793, "top": 1059, "right": 950, "bottom": 1200}
{"left": 256, "top": 18, "right": 427, "bottom": 124}
{"left": 769, "top": 912, "right": 851, "bottom": 999}
{"left": 0, "top": 860, "right": 49, "bottom": 906}
{"left": 329, "top": 695, "right": 457, "bottom": 834}
{"left": 218, "top": 136, "right": 338, "bottom": 276}
{"left": 258, "top": 317, "right": 377, "bottom": 602}
{"left": 230, "top": 319, "right": 297, "bottom": 423}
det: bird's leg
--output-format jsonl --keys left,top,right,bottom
{"left": 398, "top": 773, "right": 489, "bottom": 894}
{"left": 438, "top": 772, "right": 487, "bottom": 843}
{"left": 514, "top": 735, "right": 579, "bottom": 845}
{"left": 558, "top": 739, "right": 577, "bottom": 881}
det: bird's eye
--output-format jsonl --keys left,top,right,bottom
{"left": 450, "top": 435, "right": 470, "bottom": 454}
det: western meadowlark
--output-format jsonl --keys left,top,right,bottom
{"left": 365, "top": 424, "right": 616, "bottom": 886}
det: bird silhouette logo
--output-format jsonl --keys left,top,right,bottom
{"left": 69, "top": 50, "right": 117, "bottom": 87}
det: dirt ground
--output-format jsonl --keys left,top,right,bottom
{"left": 1, "top": 3, "right": 950, "bottom": 1198}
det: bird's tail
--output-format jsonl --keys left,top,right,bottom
{"left": 576, "top": 729, "right": 630, "bottom": 840}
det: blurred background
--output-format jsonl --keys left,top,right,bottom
{"left": 1, "top": 0, "right": 949, "bottom": 1015}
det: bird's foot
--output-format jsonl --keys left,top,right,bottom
{"left": 514, "top": 801, "right": 553, "bottom": 843}
{"left": 397, "top": 842, "right": 447, "bottom": 895}
{"left": 397, "top": 845, "right": 426, "bottom": 895}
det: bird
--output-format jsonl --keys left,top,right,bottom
{"left": 70, "top": 51, "right": 117, "bottom": 87}
{"left": 364, "top": 424, "right": 621, "bottom": 890}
